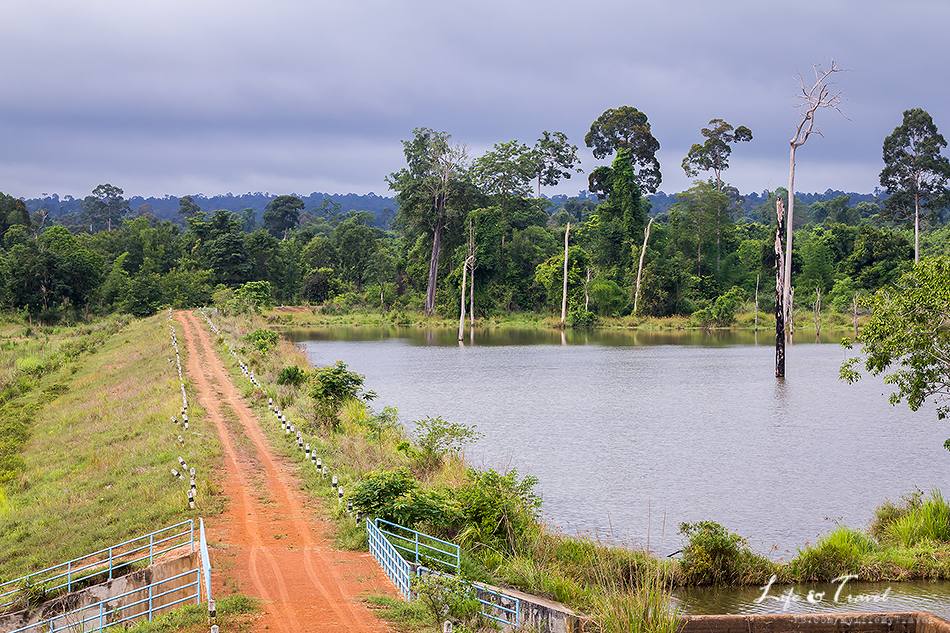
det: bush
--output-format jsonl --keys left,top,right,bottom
{"left": 589, "top": 278, "right": 626, "bottom": 316}
{"left": 276, "top": 365, "right": 308, "bottom": 387}
{"left": 691, "top": 287, "right": 746, "bottom": 328}
{"left": 883, "top": 491, "right": 950, "bottom": 546}
{"left": 677, "top": 521, "right": 773, "bottom": 585}
{"left": 413, "top": 573, "right": 487, "bottom": 633}
{"left": 568, "top": 308, "right": 597, "bottom": 328}
{"left": 410, "top": 417, "right": 481, "bottom": 472}
{"left": 789, "top": 526, "right": 877, "bottom": 581}
{"left": 310, "top": 361, "right": 374, "bottom": 428}
{"left": 453, "top": 469, "right": 541, "bottom": 554}
{"left": 245, "top": 329, "right": 279, "bottom": 353}
{"left": 349, "top": 469, "right": 455, "bottom": 527}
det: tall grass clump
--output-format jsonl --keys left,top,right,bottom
{"left": 789, "top": 526, "right": 878, "bottom": 581}
{"left": 883, "top": 491, "right": 950, "bottom": 546}
{"left": 592, "top": 565, "right": 680, "bottom": 633}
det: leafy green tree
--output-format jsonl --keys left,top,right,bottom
{"left": 125, "top": 272, "right": 164, "bottom": 316}
{"left": 532, "top": 130, "right": 581, "bottom": 197}
{"left": 160, "top": 268, "right": 214, "bottom": 308}
{"left": 263, "top": 195, "right": 304, "bottom": 239}
{"left": 471, "top": 140, "right": 535, "bottom": 200}
{"left": 841, "top": 257, "right": 950, "bottom": 438}
{"left": 534, "top": 245, "right": 592, "bottom": 311}
{"left": 670, "top": 181, "right": 729, "bottom": 277}
{"left": 310, "top": 361, "right": 374, "bottom": 428}
{"left": 81, "top": 184, "right": 129, "bottom": 232}
{"left": 843, "top": 225, "right": 912, "bottom": 289}
{"left": 178, "top": 195, "right": 202, "bottom": 220}
{"left": 681, "top": 119, "right": 753, "bottom": 190}
{"left": 0, "top": 193, "right": 30, "bottom": 235}
{"left": 880, "top": 108, "right": 950, "bottom": 262}
{"left": 388, "top": 128, "right": 471, "bottom": 316}
{"left": 585, "top": 106, "right": 661, "bottom": 193}
{"left": 331, "top": 214, "right": 381, "bottom": 289}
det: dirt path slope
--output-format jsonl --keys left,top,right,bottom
{"left": 176, "top": 310, "right": 393, "bottom": 633}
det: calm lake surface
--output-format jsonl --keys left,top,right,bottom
{"left": 292, "top": 326, "right": 950, "bottom": 616}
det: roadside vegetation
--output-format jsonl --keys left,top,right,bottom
{"left": 125, "top": 594, "right": 260, "bottom": 633}
{"left": 0, "top": 313, "right": 223, "bottom": 580}
{"left": 203, "top": 289, "right": 950, "bottom": 632}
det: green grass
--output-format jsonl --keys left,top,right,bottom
{"left": 0, "top": 313, "right": 224, "bottom": 580}
{"left": 125, "top": 593, "right": 260, "bottom": 633}
{"left": 363, "top": 594, "right": 433, "bottom": 632}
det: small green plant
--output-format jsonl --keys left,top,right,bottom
{"left": 411, "top": 417, "right": 481, "bottom": 472}
{"left": 413, "top": 573, "right": 489, "bottom": 633}
{"left": 568, "top": 308, "right": 597, "bottom": 328}
{"left": 245, "top": 329, "right": 279, "bottom": 353}
{"left": 276, "top": 365, "right": 308, "bottom": 387}
{"left": 365, "top": 406, "right": 400, "bottom": 442}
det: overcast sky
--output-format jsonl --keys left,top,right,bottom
{"left": 2, "top": 0, "right": 948, "bottom": 199}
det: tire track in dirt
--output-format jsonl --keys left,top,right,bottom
{"left": 176, "top": 310, "right": 393, "bottom": 633}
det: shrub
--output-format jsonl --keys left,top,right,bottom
{"left": 677, "top": 521, "right": 773, "bottom": 585}
{"left": 411, "top": 417, "right": 481, "bottom": 472}
{"left": 789, "top": 526, "right": 877, "bottom": 582}
{"left": 691, "top": 287, "right": 746, "bottom": 328}
{"left": 233, "top": 280, "right": 274, "bottom": 312}
{"left": 413, "top": 573, "right": 487, "bottom": 633}
{"left": 454, "top": 469, "right": 541, "bottom": 554}
{"left": 870, "top": 489, "right": 924, "bottom": 540}
{"left": 568, "top": 308, "right": 597, "bottom": 328}
{"left": 589, "top": 278, "right": 626, "bottom": 316}
{"left": 349, "top": 469, "right": 455, "bottom": 527}
{"left": 245, "top": 329, "right": 279, "bottom": 353}
{"left": 310, "top": 361, "right": 374, "bottom": 428}
{"left": 365, "top": 406, "right": 400, "bottom": 443}
{"left": 276, "top": 365, "right": 308, "bottom": 387}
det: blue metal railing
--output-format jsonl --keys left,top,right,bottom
{"left": 417, "top": 566, "right": 521, "bottom": 627}
{"left": 375, "top": 518, "right": 460, "bottom": 573}
{"left": 0, "top": 520, "right": 195, "bottom": 610}
{"left": 367, "top": 518, "right": 413, "bottom": 599}
{"left": 367, "top": 518, "right": 522, "bottom": 628}
{"left": 9, "top": 567, "right": 201, "bottom": 633}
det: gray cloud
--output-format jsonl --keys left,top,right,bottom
{"left": 2, "top": 0, "right": 948, "bottom": 198}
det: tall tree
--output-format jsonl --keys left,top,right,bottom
{"left": 681, "top": 118, "right": 753, "bottom": 190}
{"left": 178, "top": 195, "right": 202, "bottom": 220}
{"left": 0, "top": 192, "right": 30, "bottom": 235}
{"left": 471, "top": 140, "right": 535, "bottom": 200}
{"left": 388, "top": 128, "right": 468, "bottom": 316}
{"left": 585, "top": 106, "right": 662, "bottom": 193}
{"left": 783, "top": 62, "right": 844, "bottom": 342}
{"left": 263, "top": 195, "right": 304, "bottom": 239}
{"left": 532, "top": 131, "right": 581, "bottom": 197}
{"left": 879, "top": 108, "right": 950, "bottom": 263}
{"left": 81, "top": 183, "right": 129, "bottom": 232}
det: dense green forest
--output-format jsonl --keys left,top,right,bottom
{"left": 1, "top": 107, "right": 947, "bottom": 325}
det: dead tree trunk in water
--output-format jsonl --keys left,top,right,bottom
{"left": 754, "top": 273, "right": 760, "bottom": 331}
{"left": 561, "top": 223, "right": 571, "bottom": 326}
{"left": 633, "top": 217, "right": 654, "bottom": 316}
{"left": 458, "top": 255, "right": 474, "bottom": 341}
{"left": 775, "top": 199, "right": 787, "bottom": 378}
{"left": 852, "top": 293, "right": 859, "bottom": 338}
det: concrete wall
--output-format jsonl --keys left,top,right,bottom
{"left": 681, "top": 611, "right": 950, "bottom": 633}
{"left": 0, "top": 551, "right": 199, "bottom": 633}
{"left": 475, "top": 581, "right": 588, "bottom": 633}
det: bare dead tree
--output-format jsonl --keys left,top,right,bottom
{"left": 468, "top": 220, "right": 476, "bottom": 328}
{"left": 583, "top": 267, "right": 592, "bottom": 310}
{"left": 784, "top": 61, "right": 845, "bottom": 340}
{"left": 633, "top": 217, "right": 654, "bottom": 317}
{"left": 457, "top": 254, "right": 475, "bottom": 342}
{"left": 775, "top": 199, "right": 787, "bottom": 378}
{"left": 852, "top": 292, "right": 859, "bottom": 338}
{"left": 754, "top": 273, "right": 760, "bottom": 331}
{"left": 813, "top": 287, "right": 822, "bottom": 341}
{"left": 561, "top": 223, "right": 571, "bottom": 326}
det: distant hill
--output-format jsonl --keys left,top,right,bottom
{"left": 24, "top": 188, "right": 888, "bottom": 230}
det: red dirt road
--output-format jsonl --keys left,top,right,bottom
{"left": 176, "top": 310, "right": 393, "bottom": 633}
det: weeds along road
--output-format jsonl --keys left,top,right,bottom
{"left": 175, "top": 310, "right": 392, "bottom": 633}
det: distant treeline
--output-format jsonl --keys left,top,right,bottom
{"left": 24, "top": 188, "right": 891, "bottom": 230}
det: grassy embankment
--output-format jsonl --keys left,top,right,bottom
{"left": 265, "top": 305, "right": 864, "bottom": 335}
{"left": 0, "top": 313, "right": 225, "bottom": 580}
{"left": 204, "top": 309, "right": 947, "bottom": 631}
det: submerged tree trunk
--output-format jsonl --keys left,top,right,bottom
{"left": 424, "top": 221, "right": 443, "bottom": 316}
{"left": 458, "top": 256, "right": 472, "bottom": 342}
{"left": 783, "top": 145, "right": 796, "bottom": 341}
{"left": 633, "top": 217, "right": 654, "bottom": 316}
{"left": 754, "top": 273, "right": 760, "bottom": 331}
{"left": 775, "top": 199, "right": 787, "bottom": 378}
{"left": 561, "top": 223, "right": 571, "bottom": 326}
